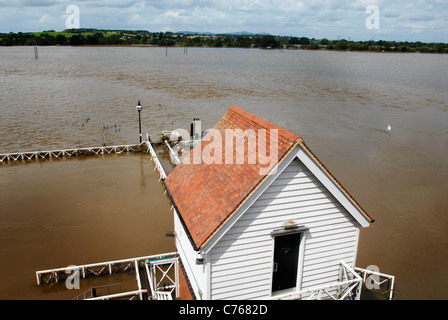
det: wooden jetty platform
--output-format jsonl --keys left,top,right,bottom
{"left": 0, "top": 143, "right": 146, "bottom": 163}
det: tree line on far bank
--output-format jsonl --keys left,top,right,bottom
{"left": 1, "top": 30, "right": 446, "bottom": 54}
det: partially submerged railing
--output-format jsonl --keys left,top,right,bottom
{"left": 0, "top": 144, "right": 144, "bottom": 163}
{"left": 35, "top": 252, "right": 178, "bottom": 300}
{"left": 145, "top": 135, "right": 167, "bottom": 180}
{"left": 271, "top": 261, "right": 396, "bottom": 300}
{"left": 164, "top": 140, "right": 181, "bottom": 165}
{"left": 72, "top": 283, "right": 122, "bottom": 300}
{"left": 85, "top": 289, "right": 146, "bottom": 300}
{"left": 271, "top": 261, "right": 363, "bottom": 300}
{"left": 355, "top": 266, "right": 396, "bottom": 300}
{"left": 35, "top": 255, "right": 152, "bottom": 286}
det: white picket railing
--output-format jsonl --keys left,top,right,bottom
{"left": 271, "top": 261, "right": 363, "bottom": 300}
{"left": 1, "top": 144, "right": 144, "bottom": 162}
{"left": 145, "top": 135, "right": 167, "bottom": 180}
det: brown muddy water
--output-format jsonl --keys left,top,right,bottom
{"left": 1, "top": 46, "right": 447, "bottom": 299}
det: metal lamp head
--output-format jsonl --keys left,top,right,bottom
{"left": 136, "top": 100, "right": 143, "bottom": 112}
{"left": 196, "top": 252, "right": 204, "bottom": 265}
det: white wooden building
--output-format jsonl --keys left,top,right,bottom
{"left": 164, "top": 105, "right": 374, "bottom": 300}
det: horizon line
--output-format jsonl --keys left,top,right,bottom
{"left": 2, "top": 28, "right": 446, "bottom": 44}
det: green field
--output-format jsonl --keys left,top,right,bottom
{"left": 32, "top": 31, "right": 91, "bottom": 37}
{"left": 30, "top": 31, "right": 137, "bottom": 38}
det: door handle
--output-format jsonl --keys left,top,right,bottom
{"left": 273, "top": 262, "right": 278, "bottom": 272}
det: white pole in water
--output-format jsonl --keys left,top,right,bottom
{"left": 34, "top": 39, "right": 38, "bottom": 59}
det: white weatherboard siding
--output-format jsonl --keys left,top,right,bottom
{"left": 174, "top": 211, "right": 208, "bottom": 299}
{"left": 209, "top": 158, "right": 360, "bottom": 300}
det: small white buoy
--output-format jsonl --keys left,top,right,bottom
{"left": 386, "top": 124, "right": 391, "bottom": 134}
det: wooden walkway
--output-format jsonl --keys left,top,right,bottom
{"left": 0, "top": 143, "right": 146, "bottom": 163}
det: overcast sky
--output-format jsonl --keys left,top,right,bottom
{"left": 0, "top": 0, "right": 446, "bottom": 42}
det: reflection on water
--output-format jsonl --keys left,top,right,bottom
{"left": 0, "top": 47, "right": 447, "bottom": 299}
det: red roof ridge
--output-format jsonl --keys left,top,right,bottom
{"left": 229, "top": 105, "right": 301, "bottom": 143}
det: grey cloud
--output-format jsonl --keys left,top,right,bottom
{"left": 0, "top": 0, "right": 64, "bottom": 7}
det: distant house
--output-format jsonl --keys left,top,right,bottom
{"left": 164, "top": 105, "right": 373, "bottom": 300}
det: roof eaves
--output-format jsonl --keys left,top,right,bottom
{"left": 162, "top": 179, "right": 199, "bottom": 251}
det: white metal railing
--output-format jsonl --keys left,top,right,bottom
{"left": 164, "top": 139, "right": 200, "bottom": 164}
{"left": 85, "top": 289, "right": 147, "bottom": 300}
{"left": 355, "top": 267, "right": 396, "bottom": 300}
{"left": 0, "top": 144, "right": 143, "bottom": 162}
{"left": 154, "top": 291, "right": 173, "bottom": 300}
{"left": 145, "top": 254, "right": 179, "bottom": 300}
{"left": 145, "top": 135, "right": 167, "bottom": 180}
{"left": 36, "top": 252, "right": 178, "bottom": 300}
{"left": 164, "top": 140, "right": 181, "bottom": 165}
{"left": 72, "top": 283, "right": 122, "bottom": 300}
{"left": 271, "top": 261, "right": 363, "bottom": 300}
{"left": 35, "top": 252, "right": 178, "bottom": 286}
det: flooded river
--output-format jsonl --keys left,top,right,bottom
{"left": 1, "top": 46, "right": 447, "bottom": 299}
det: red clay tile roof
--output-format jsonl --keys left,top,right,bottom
{"left": 164, "top": 105, "right": 300, "bottom": 249}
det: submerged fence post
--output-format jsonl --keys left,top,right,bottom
{"left": 34, "top": 39, "right": 38, "bottom": 59}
